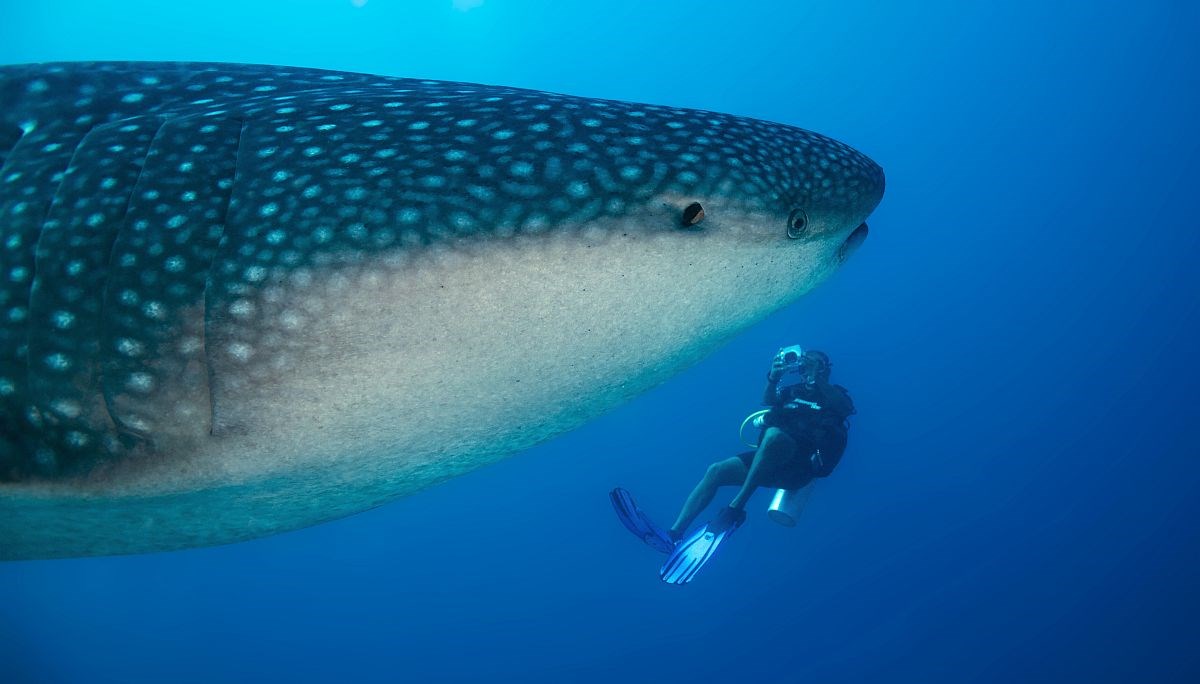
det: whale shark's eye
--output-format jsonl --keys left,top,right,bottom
{"left": 787, "top": 209, "right": 809, "bottom": 239}
{"left": 681, "top": 202, "right": 705, "bottom": 227}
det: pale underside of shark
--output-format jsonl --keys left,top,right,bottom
{"left": 0, "top": 62, "right": 883, "bottom": 559}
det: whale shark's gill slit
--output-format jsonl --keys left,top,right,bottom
{"left": 203, "top": 116, "right": 288, "bottom": 438}
{"left": 202, "top": 119, "right": 246, "bottom": 438}
{"left": 101, "top": 115, "right": 244, "bottom": 449}
{"left": 96, "top": 116, "right": 171, "bottom": 446}
{"left": 26, "top": 116, "right": 166, "bottom": 472}
{"left": 0, "top": 118, "right": 91, "bottom": 477}
{"left": 0, "top": 124, "right": 23, "bottom": 170}
{"left": 0, "top": 122, "right": 28, "bottom": 478}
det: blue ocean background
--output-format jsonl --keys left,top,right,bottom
{"left": 2, "top": 1, "right": 1198, "bottom": 682}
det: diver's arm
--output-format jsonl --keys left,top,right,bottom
{"left": 762, "top": 376, "right": 781, "bottom": 406}
{"left": 763, "top": 357, "right": 787, "bottom": 405}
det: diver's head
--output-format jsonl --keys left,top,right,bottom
{"left": 799, "top": 350, "right": 832, "bottom": 384}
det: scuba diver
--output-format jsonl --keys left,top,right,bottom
{"left": 611, "top": 346, "right": 856, "bottom": 584}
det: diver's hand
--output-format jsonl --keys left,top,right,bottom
{"left": 767, "top": 356, "right": 787, "bottom": 382}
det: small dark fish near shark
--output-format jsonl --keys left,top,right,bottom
{"left": 0, "top": 61, "right": 883, "bottom": 559}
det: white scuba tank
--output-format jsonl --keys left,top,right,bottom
{"left": 767, "top": 484, "right": 814, "bottom": 527}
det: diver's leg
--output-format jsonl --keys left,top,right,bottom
{"left": 669, "top": 457, "right": 747, "bottom": 538}
{"left": 729, "top": 427, "right": 798, "bottom": 510}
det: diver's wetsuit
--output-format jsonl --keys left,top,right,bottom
{"left": 735, "top": 374, "right": 856, "bottom": 490}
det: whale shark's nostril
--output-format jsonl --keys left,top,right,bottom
{"left": 838, "top": 223, "right": 869, "bottom": 263}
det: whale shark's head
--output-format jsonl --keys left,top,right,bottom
{"left": 642, "top": 116, "right": 885, "bottom": 277}
{"left": 476, "top": 105, "right": 888, "bottom": 345}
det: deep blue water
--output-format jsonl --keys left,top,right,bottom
{"left": 2, "top": 1, "right": 1198, "bottom": 682}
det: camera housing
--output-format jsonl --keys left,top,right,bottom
{"left": 778, "top": 345, "right": 804, "bottom": 368}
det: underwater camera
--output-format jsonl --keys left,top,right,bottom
{"left": 777, "top": 345, "right": 804, "bottom": 369}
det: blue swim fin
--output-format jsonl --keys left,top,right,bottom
{"left": 610, "top": 487, "right": 676, "bottom": 554}
{"left": 659, "top": 507, "right": 746, "bottom": 585}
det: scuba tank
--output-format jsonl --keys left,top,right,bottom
{"left": 767, "top": 484, "right": 814, "bottom": 527}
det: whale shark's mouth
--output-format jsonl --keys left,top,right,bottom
{"left": 838, "top": 223, "right": 869, "bottom": 263}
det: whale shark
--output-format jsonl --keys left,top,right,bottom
{"left": 0, "top": 62, "right": 883, "bottom": 559}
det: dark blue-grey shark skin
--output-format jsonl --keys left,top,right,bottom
{"left": 0, "top": 62, "right": 883, "bottom": 559}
